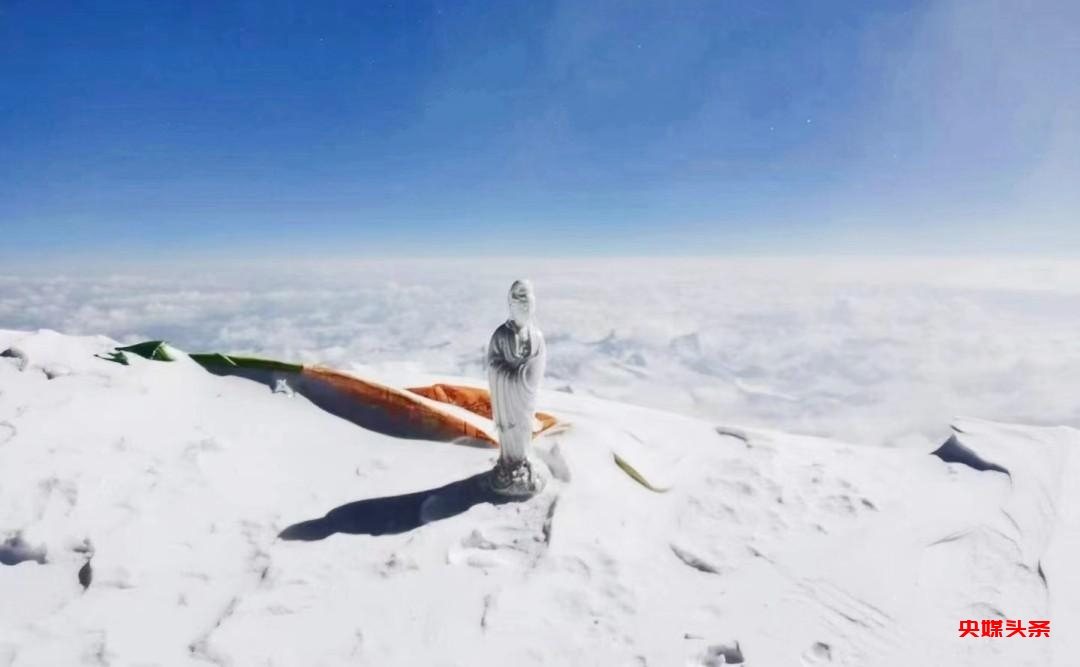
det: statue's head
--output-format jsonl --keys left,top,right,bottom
{"left": 508, "top": 279, "right": 535, "bottom": 327}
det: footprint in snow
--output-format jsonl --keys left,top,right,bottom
{"left": 801, "top": 641, "right": 833, "bottom": 665}
{"left": 445, "top": 495, "right": 558, "bottom": 569}
{"left": 690, "top": 642, "right": 744, "bottom": 666}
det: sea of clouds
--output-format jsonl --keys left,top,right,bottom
{"left": 2, "top": 257, "right": 1078, "bottom": 449}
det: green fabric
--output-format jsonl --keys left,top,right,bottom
{"left": 117, "top": 340, "right": 182, "bottom": 361}
{"left": 96, "top": 340, "right": 181, "bottom": 365}
{"left": 188, "top": 353, "right": 302, "bottom": 373}
{"left": 613, "top": 452, "right": 669, "bottom": 493}
{"left": 97, "top": 340, "right": 303, "bottom": 373}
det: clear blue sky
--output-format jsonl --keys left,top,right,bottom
{"left": 2, "top": 0, "right": 1077, "bottom": 260}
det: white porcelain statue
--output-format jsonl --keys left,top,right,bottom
{"left": 487, "top": 279, "right": 547, "bottom": 496}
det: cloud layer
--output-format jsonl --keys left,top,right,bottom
{"left": 3, "top": 257, "right": 1078, "bottom": 448}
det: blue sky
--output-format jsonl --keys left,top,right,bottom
{"left": 2, "top": 0, "right": 1077, "bottom": 261}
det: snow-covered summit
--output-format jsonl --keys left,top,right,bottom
{"left": 0, "top": 329, "right": 1077, "bottom": 666}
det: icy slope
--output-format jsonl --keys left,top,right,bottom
{"left": 0, "top": 329, "right": 1076, "bottom": 666}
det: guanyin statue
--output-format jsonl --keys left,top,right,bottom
{"left": 487, "top": 279, "right": 547, "bottom": 496}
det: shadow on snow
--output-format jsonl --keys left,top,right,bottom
{"left": 278, "top": 471, "right": 512, "bottom": 541}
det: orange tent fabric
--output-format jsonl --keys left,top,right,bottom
{"left": 301, "top": 368, "right": 560, "bottom": 447}
{"left": 406, "top": 383, "right": 559, "bottom": 434}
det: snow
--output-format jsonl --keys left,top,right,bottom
{"left": 1, "top": 329, "right": 1077, "bottom": 666}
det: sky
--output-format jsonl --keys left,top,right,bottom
{"left": 1, "top": 0, "right": 1078, "bottom": 261}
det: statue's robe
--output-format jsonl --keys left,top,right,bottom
{"left": 487, "top": 320, "right": 547, "bottom": 464}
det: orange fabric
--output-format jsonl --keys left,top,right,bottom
{"left": 299, "top": 368, "right": 560, "bottom": 446}
{"left": 407, "top": 383, "right": 559, "bottom": 435}
{"left": 408, "top": 384, "right": 493, "bottom": 418}
{"left": 302, "top": 367, "right": 499, "bottom": 446}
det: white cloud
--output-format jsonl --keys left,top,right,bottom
{"left": 2, "top": 257, "right": 1078, "bottom": 448}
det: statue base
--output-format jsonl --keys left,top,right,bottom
{"left": 487, "top": 458, "right": 546, "bottom": 498}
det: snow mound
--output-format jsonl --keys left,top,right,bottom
{"left": 0, "top": 330, "right": 1077, "bottom": 666}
